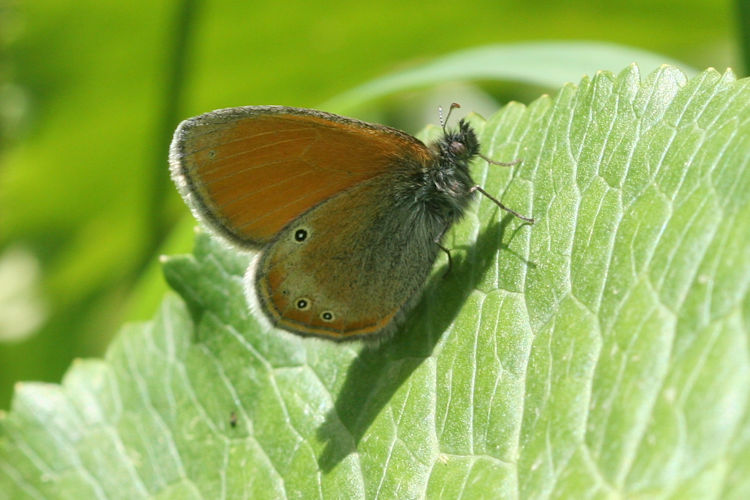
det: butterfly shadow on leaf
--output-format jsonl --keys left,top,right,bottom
{"left": 316, "top": 213, "right": 531, "bottom": 472}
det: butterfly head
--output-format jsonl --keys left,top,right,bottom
{"left": 438, "top": 119, "right": 480, "bottom": 165}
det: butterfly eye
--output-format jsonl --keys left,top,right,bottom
{"left": 294, "top": 228, "right": 308, "bottom": 242}
{"left": 450, "top": 141, "right": 466, "bottom": 155}
{"left": 295, "top": 298, "right": 310, "bottom": 310}
{"left": 320, "top": 311, "right": 334, "bottom": 322}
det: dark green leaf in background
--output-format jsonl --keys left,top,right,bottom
{"left": 1, "top": 65, "right": 748, "bottom": 499}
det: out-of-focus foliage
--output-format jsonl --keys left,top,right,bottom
{"left": 0, "top": 0, "right": 738, "bottom": 408}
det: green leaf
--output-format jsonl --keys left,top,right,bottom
{"left": 2, "top": 65, "right": 749, "bottom": 499}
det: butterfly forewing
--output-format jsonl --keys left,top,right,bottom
{"left": 170, "top": 106, "right": 433, "bottom": 247}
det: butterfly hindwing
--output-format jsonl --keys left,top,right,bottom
{"left": 252, "top": 176, "right": 444, "bottom": 340}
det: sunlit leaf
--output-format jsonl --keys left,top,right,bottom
{"left": 1, "top": 65, "right": 748, "bottom": 499}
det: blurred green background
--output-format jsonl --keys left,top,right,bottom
{"left": 0, "top": 0, "right": 742, "bottom": 409}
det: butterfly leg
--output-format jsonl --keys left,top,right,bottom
{"left": 478, "top": 152, "right": 522, "bottom": 167}
{"left": 470, "top": 185, "right": 534, "bottom": 223}
{"left": 436, "top": 242, "right": 453, "bottom": 276}
{"left": 434, "top": 226, "right": 454, "bottom": 276}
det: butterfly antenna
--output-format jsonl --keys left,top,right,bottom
{"left": 439, "top": 102, "right": 461, "bottom": 133}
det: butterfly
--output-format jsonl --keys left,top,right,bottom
{"left": 169, "top": 104, "right": 532, "bottom": 341}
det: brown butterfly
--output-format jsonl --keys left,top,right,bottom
{"left": 169, "top": 104, "right": 532, "bottom": 341}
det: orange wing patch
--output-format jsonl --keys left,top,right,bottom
{"left": 170, "top": 107, "right": 432, "bottom": 247}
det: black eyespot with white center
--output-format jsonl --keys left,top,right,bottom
{"left": 294, "top": 228, "right": 308, "bottom": 242}
{"left": 295, "top": 298, "right": 310, "bottom": 310}
{"left": 321, "top": 311, "right": 334, "bottom": 322}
